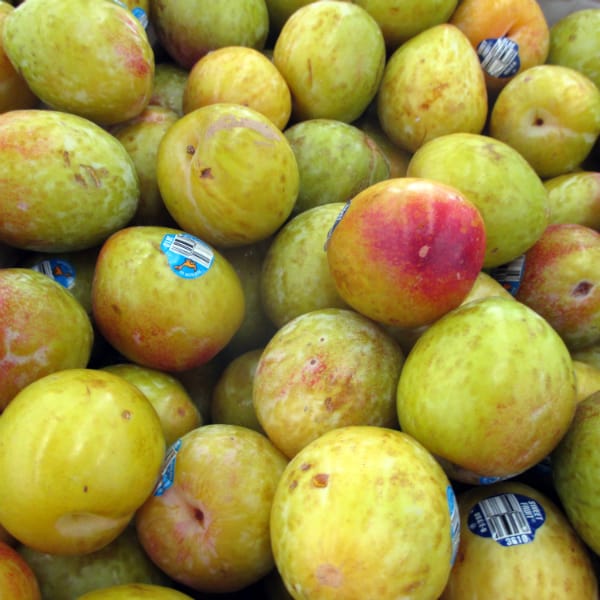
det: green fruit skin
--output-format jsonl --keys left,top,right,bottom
{"left": 552, "top": 391, "right": 600, "bottom": 556}
{"left": 2, "top": 0, "right": 154, "bottom": 125}
{"left": 273, "top": 1, "right": 386, "bottom": 123}
{"left": 407, "top": 133, "right": 549, "bottom": 269}
{"left": 545, "top": 171, "right": 600, "bottom": 229}
{"left": 397, "top": 296, "right": 577, "bottom": 480}
{"left": 18, "top": 527, "right": 170, "bottom": 600}
{"left": 284, "top": 119, "right": 390, "bottom": 214}
{"left": 0, "top": 109, "right": 139, "bottom": 252}
{"left": 548, "top": 9, "right": 600, "bottom": 90}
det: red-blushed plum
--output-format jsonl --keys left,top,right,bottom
{"left": 0, "top": 368, "right": 166, "bottom": 555}
{"left": 552, "top": 391, "right": 600, "bottom": 557}
{"left": 150, "top": 0, "right": 269, "bottom": 70}
{"left": 0, "top": 268, "right": 93, "bottom": 411}
{"left": 270, "top": 426, "right": 460, "bottom": 599}
{"left": 407, "top": 133, "right": 549, "bottom": 269}
{"left": 252, "top": 308, "right": 404, "bottom": 459}
{"left": 440, "top": 481, "right": 598, "bottom": 599}
{"left": 377, "top": 24, "right": 488, "bottom": 154}
{"left": 0, "top": 109, "right": 140, "bottom": 253}
{"left": 260, "top": 203, "right": 349, "bottom": 329}
{"left": 516, "top": 223, "right": 600, "bottom": 351}
{"left": 326, "top": 178, "right": 486, "bottom": 328}
{"left": 544, "top": 171, "right": 600, "bottom": 229}
{"left": 397, "top": 296, "right": 577, "bottom": 484}
{"left": 449, "top": 0, "right": 550, "bottom": 97}
{"left": 135, "top": 424, "right": 288, "bottom": 594}
{"left": 156, "top": 103, "right": 299, "bottom": 248}
{"left": 489, "top": 64, "right": 600, "bottom": 179}
{"left": 0, "top": 1, "right": 37, "bottom": 112}
{"left": 91, "top": 226, "right": 245, "bottom": 372}
{"left": 77, "top": 583, "right": 194, "bottom": 599}
{"left": 0, "top": 541, "right": 40, "bottom": 600}
{"left": 273, "top": 1, "right": 386, "bottom": 123}
{"left": 101, "top": 363, "right": 202, "bottom": 447}
{"left": 2, "top": 0, "right": 154, "bottom": 126}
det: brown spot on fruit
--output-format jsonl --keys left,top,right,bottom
{"left": 312, "top": 473, "right": 329, "bottom": 487}
{"left": 200, "top": 167, "right": 213, "bottom": 178}
{"left": 194, "top": 508, "right": 204, "bottom": 524}
{"left": 315, "top": 563, "right": 343, "bottom": 588}
{"left": 121, "top": 410, "right": 132, "bottom": 420}
{"left": 572, "top": 281, "right": 593, "bottom": 297}
{"left": 186, "top": 145, "right": 195, "bottom": 155}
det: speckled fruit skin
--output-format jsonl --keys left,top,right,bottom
{"left": 260, "top": 203, "right": 348, "bottom": 329}
{"left": 156, "top": 103, "right": 299, "bottom": 248}
{"left": 545, "top": 171, "right": 600, "bottom": 229}
{"left": 2, "top": 0, "right": 154, "bottom": 125}
{"left": 516, "top": 223, "right": 600, "bottom": 351}
{"left": 77, "top": 583, "right": 194, "bottom": 600}
{"left": 440, "top": 481, "right": 598, "bottom": 599}
{"left": 552, "top": 391, "right": 600, "bottom": 556}
{"left": 397, "top": 296, "right": 577, "bottom": 483}
{"left": 0, "top": 268, "right": 93, "bottom": 411}
{"left": 0, "top": 110, "right": 139, "bottom": 253}
{"left": 273, "top": 1, "right": 386, "bottom": 123}
{"left": 0, "top": 1, "right": 37, "bottom": 113}
{"left": 326, "top": 177, "right": 487, "bottom": 328}
{"left": 407, "top": 132, "right": 549, "bottom": 269}
{"left": 0, "top": 541, "right": 40, "bottom": 600}
{"left": 377, "top": 24, "right": 488, "bottom": 154}
{"left": 135, "top": 424, "right": 288, "bottom": 594}
{"left": 150, "top": 0, "right": 269, "bottom": 70}
{"left": 252, "top": 308, "right": 404, "bottom": 458}
{"left": 0, "top": 368, "right": 166, "bottom": 556}
{"left": 270, "top": 426, "right": 458, "bottom": 600}
{"left": 283, "top": 119, "right": 390, "bottom": 215}
{"left": 91, "top": 226, "right": 245, "bottom": 372}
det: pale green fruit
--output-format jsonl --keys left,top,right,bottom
{"left": 149, "top": 62, "right": 189, "bottom": 116}
{"left": 547, "top": 9, "right": 600, "bottom": 89}
{"left": 284, "top": 119, "right": 390, "bottom": 214}
{"left": 573, "top": 360, "right": 600, "bottom": 403}
{"left": 397, "top": 296, "right": 577, "bottom": 483}
{"left": 260, "top": 203, "right": 348, "bottom": 329}
{"left": 150, "top": 0, "right": 269, "bottom": 70}
{"left": 490, "top": 64, "right": 600, "bottom": 179}
{"left": 2, "top": 0, "right": 154, "bottom": 125}
{"left": 18, "top": 527, "right": 170, "bottom": 600}
{"left": 441, "top": 481, "right": 598, "bottom": 599}
{"left": 377, "top": 24, "right": 488, "bottom": 154}
{"left": 111, "top": 105, "right": 180, "bottom": 227}
{"left": 211, "top": 348, "right": 265, "bottom": 434}
{"left": 273, "top": 1, "right": 386, "bottom": 123}
{"left": 253, "top": 308, "right": 404, "bottom": 458}
{"left": 552, "top": 391, "right": 600, "bottom": 556}
{"left": 270, "top": 425, "right": 459, "bottom": 600}
{"left": 0, "top": 109, "right": 139, "bottom": 252}
{"left": 407, "top": 132, "right": 549, "bottom": 268}
{"left": 545, "top": 171, "right": 600, "bottom": 229}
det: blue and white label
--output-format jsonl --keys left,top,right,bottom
{"left": 324, "top": 200, "right": 351, "bottom": 251}
{"left": 153, "top": 438, "right": 182, "bottom": 497}
{"left": 488, "top": 254, "right": 526, "bottom": 296}
{"left": 447, "top": 485, "right": 461, "bottom": 566}
{"left": 160, "top": 233, "right": 214, "bottom": 279}
{"left": 111, "top": 0, "right": 149, "bottom": 28}
{"left": 468, "top": 492, "right": 546, "bottom": 547}
{"left": 477, "top": 37, "right": 521, "bottom": 79}
{"left": 32, "top": 258, "right": 76, "bottom": 290}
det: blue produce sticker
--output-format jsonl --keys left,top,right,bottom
{"left": 153, "top": 438, "right": 182, "bottom": 497}
{"left": 31, "top": 258, "right": 76, "bottom": 290}
{"left": 160, "top": 233, "right": 214, "bottom": 279}
{"left": 111, "top": 0, "right": 149, "bottom": 28}
{"left": 324, "top": 200, "right": 351, "bottom": 251}
{"left": 447, "top": 485, "right": 461, "bottom": 566}
{"left": 468, "top": 492, "right": 546, "bottom": 547}
{"left": 488, "top": 254, "right": 526, "bottom": 296}
{"left": 477, "top": 37, "right": 521, "bottom": 78}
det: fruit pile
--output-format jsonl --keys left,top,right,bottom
{"left": 1, "top": 0, "right": 600, "bottom": 598}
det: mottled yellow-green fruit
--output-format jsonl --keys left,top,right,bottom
{"left": 77, "top": 583, "right": 194, "bottom": 600}
{"left": 545, "top": 171, "right": 600, "bottom": 229}
{"left": 2, "top": 0, "right": 154, "bottom": 125}
{"left": 441, "top": 480, "right": 598, "bottom": 599}
{"left": 271, "top": 426, "right": 459, "bottom": 599}
{"left": 0, "top": 110, "right": 139, "bottom": 252}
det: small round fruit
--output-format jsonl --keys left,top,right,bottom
{"left": 0, "top": 540, "right": 41, "bottom": 600}
{"left": 77, "top": 583, "right": 194, "bottom": 600}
